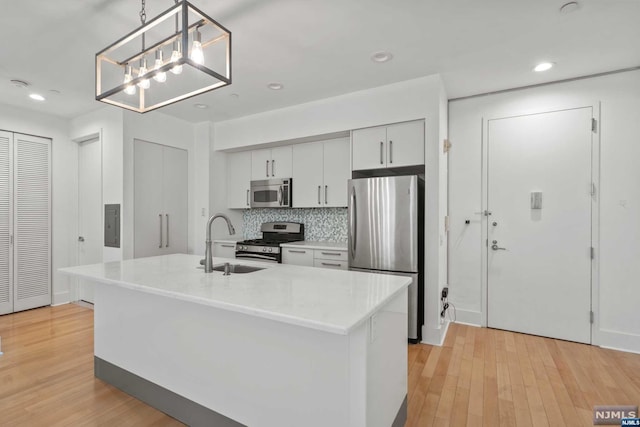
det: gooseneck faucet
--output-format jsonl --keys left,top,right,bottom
{"left": 204, "top": 214, "right": 236, "bottom": 273}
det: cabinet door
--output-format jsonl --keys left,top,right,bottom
{"left": 292, "top": 142, "right": 323, "bottom": 208}
{"left": 163, "top": 145, "right": 188, "bottom": 255}
{"left": 386, "top": 120, "right": 424, "bottom": 168}
{"left": 0, "top": 131, "right": 12, "bottom": 315}
{"left": 134, "top": 140, "right": 164, "bottom": 258}
{"left": 251, "top": 149, "right": 271, "bottom": 180}
{"left": 270, "top": 146, "right": 292, "bottom": 179}
{"left": 352, "top": 126, "right": 387, "bottom": 171}
{"left": 322, "top": 138, "right": 350, "bottom": 207}
{"left": 281, "top": 247, "right": 314, "bottom": 266}
{"left": 227, "top": 151, "right": 251, "bottom": 209}
{"left": 213, "top": 242, "right": 236, "bottom": 259}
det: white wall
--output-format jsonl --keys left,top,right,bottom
{"left": 122, "top": 110, "right": 197, "bottom": 259}
{"left": 70, "top": 107, "right": 124, "bottom": 263}
{"left": 212, "top": 75, "right": 449, "bottom": 345}
{"left": 448, "top": 70, "right": 640, "bottom": 353}
{"left": 0, "top": 103, "right": 75, "bottom": 305}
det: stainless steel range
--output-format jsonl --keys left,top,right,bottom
{"left": 235, "top": 222, "right": 304, "bottom": 263}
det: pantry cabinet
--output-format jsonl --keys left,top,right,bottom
{"left": 352, "top": 120, "right": 424, "bottom": 171}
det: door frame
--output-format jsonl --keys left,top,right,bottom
{"left": 73, "top": 130, "right": 103, "bottom": 302}
{"left": 479, "top": 102, "right": 601, "bottom": 345}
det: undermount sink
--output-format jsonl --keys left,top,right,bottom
{"left": 211, "top": 264, "right": 266, "bottom": 274}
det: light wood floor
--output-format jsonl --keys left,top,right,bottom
{"left": 1, "top": 305, "right": 639, "bottom": 426}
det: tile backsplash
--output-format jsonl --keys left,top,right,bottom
{"left": 243, "top": 208, "right": 347, "bottom": 242}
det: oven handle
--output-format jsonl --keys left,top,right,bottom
{"left": 235, "top": 253, "right": 279, "bottom": 263}
{"left": 278, "top": 186, "right": 283, "bottom": 206}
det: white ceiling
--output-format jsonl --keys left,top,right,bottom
{"left": 1, "top": 0, "right": 639, "bottom": 123}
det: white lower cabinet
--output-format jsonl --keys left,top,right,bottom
{"left": 213, "top": 241, "right": 236, "bottom": 259}
{"left": 282, "top": 245, "right": 347, "bottom": 270}
{"left": 282, "top": 247, "right": 314, "bottom": 266}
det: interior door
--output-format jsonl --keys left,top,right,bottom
{"left": 0, "top": 131, "right": 13, "bottom": 315}
{"left": 162, "top": 145, "right": 188, "bottom": 255}
{"left": 487, "top": 107, "right": 593, "bottom": 343}
{"left": 134, "top": 140, "right": 164, "bottom": 258}
{"left": 78, "top": 136, "right": 102, "bottom": 303}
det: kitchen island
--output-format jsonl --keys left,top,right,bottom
{"left": 60, "top": 254, "right": 410, "bottom": 427}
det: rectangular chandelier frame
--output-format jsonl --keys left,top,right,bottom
{"left": 96, "top": 0, "right": 231, "bottom": 113}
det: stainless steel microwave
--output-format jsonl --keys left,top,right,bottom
{"left": 250, "top": 178, "right": 292, "bottom": 208}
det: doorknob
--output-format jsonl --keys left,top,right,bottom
{"left": 491, "top": 240, "right": 506, "bottom": 251}
{"left": 78, "top": 236, "right": 85, "bottom": 242}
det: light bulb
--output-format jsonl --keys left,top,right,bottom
{"left": 153, "top": 49, "right": 167, "bottom": 83}
{"left": 170, "top": 40, "right": 183, "bottom": 75}
{"left": 123, "top": 65, "right": 136, "bottom": 95}
{"left": 190, "top": 29, "right": 204, "bottom": 65}
{"left": 137, "top": 58, "right": 150, "bottom": 89}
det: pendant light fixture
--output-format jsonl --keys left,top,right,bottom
{"left": 95, "top": 0, "right": 232, "bottom": 113}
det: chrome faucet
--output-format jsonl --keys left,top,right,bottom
{"left": 204, "top": 214, "right": 236, "bottom": 273}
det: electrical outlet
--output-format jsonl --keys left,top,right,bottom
{"left": 441, "top": 287, "right": 448, "bottom": 300}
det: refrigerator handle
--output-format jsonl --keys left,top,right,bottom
{"left": 349, "top": 187, "right": 357, "bottom": 258}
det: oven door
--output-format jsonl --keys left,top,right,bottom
{"left": 235, "top": 252, "right": 280, "bottom": 263}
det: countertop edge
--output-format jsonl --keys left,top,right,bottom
{"left": 280, "top": 241, "right": 348, "bottom": 251}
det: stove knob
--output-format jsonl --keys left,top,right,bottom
{"left": 268, "top": 247, "right": 273, "bottom": 253}
{"left": 262, "top": 247, "right": 267, "bottom": 252}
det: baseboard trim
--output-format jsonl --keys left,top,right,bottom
{"left": 94, "top": 357, "right": 245, "bottom": 427}
{"left": 52, "top": 291, "right": 70, "bottom": 306}
{"left": 597, "top": 329, "right": 640, "bottom": 355}
{"left": 421, "top": 321, "right": 449, "bottom": 346}
{"left": 451, "top": 307, "right": 482, "bottom": 326}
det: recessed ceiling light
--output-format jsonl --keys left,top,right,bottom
{"left": 560, "top": 1, "right": 579, "bottom": 14}
{"left": 49, "top": 89, "right": 61, "bottom": 95}
{"left": 534, "top": 62, "right": 554, "bottom": 72}
{"left": 230, "top": 93, "right": 240, "bottom": 99}
{"left": 11, "top": 79, "right": 30, "bottom": 88}
{"left": 29, "top": 93, "right": 45, "bottom": 101}
{"left": 267, "top": 82, "right": 284, "bottom": 90}
{"left": 193, "top": 103, "right": 209, "bottom": 109}
{"left": 371, "top": 51, "right": 393, "bottom": 63}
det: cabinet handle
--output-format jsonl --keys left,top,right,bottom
{"left": 318, "top": 185, "right": 321, "bottom": 204}
{"left": 246, "top": 189, "right": 250, "bottom": 206}
{"left": 389, "top": 140, "right": 393, "bottom": 164}
{"left": 271, "top": 159, "right": 275, "bottom": 177}
{"left": 221, "top": 244, "right": 235, "bottom": 248}
{"left": 320, "top": 252, "right": 341, "bottom": 256}
{"left": 266, "top": 160, "right": 269, "bottom": 177}
{"left": 321, "top": 262, "right": 341, "bottom": 267}
{"left": 166, "top": 214, "right": 169, "bottom": 248}
{"left": 380, "top": 141, "right": 384, "bottom": 164}
{"left": 288, "top": 250, "right": 307, "bottom": 254}
{"left": 325, "top": 185, "right": 328, "bottom": 204}
{"left": 159, "top": 214, "right": 163, "bottom": 248}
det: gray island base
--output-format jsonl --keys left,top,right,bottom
{"left": 61, "top": 254, "right": 410, "bottom": 427}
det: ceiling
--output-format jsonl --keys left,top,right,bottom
{"left": 1, "top": 0, "right": 639, "bottom": 123}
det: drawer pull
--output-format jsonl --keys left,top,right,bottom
{"left": 321, "top": 262, "right": 342, "bottom": 267}
{"left": 221, "top": 244, "right": 235, "bottom": 248}
{"left": 288, "top": 250, "right": 307, "bottom": 254}
{"left": 320, "top": 252, "right": 341, "bottom": 256}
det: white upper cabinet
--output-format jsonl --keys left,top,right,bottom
{"left": 227, "top": 151, "right": 252, "bottom": 209}
{"left": 251, "top": 146, "right": 292, "bottom": 180}
{"left": 352, "top": 120, "right": 424, "bottom": 170}
{"left": 292, "top": 137, "right": 350, "bottom": 208}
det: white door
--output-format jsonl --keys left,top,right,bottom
{"left": 323, "top": 138, "right": 350, "bottom": 207}
{"left": 385, "top": 121, "right": 424, "bottom": 168}
{"left": 352, "top": 126, "right": 387, "bottom": 171}
{"left": 227, "top": 151, "right": 251, "bottom": 209}
{"left": 487, "top": 107, "right": 593, "bottom": 344}
{"left": 292, "top": 142, "right": 323, "bottom": 207}
{"left": 162, "top": 145, "right": 188, "bottom": 254}
{"left": 77, "top": 137, "right": 102, "bottom": 303}
{"left": 0, "top": 131, "right": 13, "bottom": 315}
{"left": 134, "top": 140, "right": 164, "bottom": 258}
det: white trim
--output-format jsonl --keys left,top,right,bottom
{"left": 598, "top": 329, "right": 640, "bottom": 355}
{"left": 421, "top": 321, "right": 449, "bottom": 346}
{"left": 452, "top": 308, "right": 482, "bottom": 326}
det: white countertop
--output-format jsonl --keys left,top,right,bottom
{"left": 212, "top": 238, "right": 241, "bottom": 244}
{"left": 59, "top": 254, "right": 409, "bottom": 335}
{"left": 280, "top": 241, "right": 347, "bottom": 251}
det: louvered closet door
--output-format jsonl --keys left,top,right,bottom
{"left": 13, "top": 133, "right": 51, "bottom": 312}
{"left": 0, "top": 131, "right": 13, "bottom": 315}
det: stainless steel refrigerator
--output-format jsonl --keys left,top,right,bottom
{"left": 348, "top": 175, "right": 424, "bottom": 342}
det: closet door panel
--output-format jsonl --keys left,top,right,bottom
{"left": 13, "top": 134, "right": 51, "bottom": 312}
{"left": 134, "top": 140, "right": 164, "bottom": 258}
{"left": 0, "top": 131, "right": 13, "bottom": 315}
{"left": 162, "top": 146, "right": 188, "bottom": 255}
